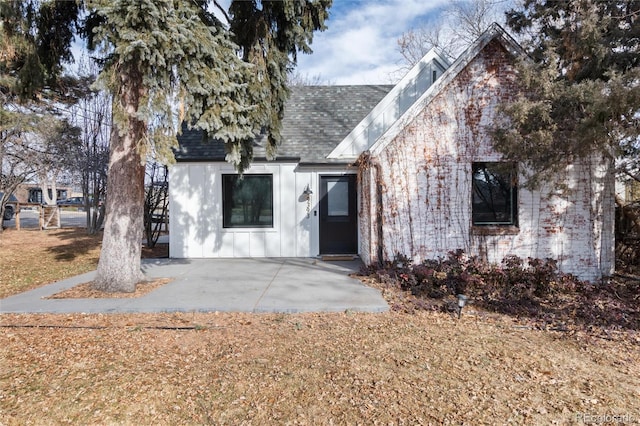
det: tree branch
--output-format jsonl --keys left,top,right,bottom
{"left": 622, "top": 168, "right": 640, "bottom": 184}
{"left": 213, "top": 1, "right": 231, "bottom": 25}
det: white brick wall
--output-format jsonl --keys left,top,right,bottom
{"left": 360, "top": 39, "right": 615, "bottom": 281}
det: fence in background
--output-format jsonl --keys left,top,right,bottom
{"left": 6, "top": 205, "right": 169, "bottom": 232}
{"left": 6, "top": 205, "right": 90, "bottom": 230}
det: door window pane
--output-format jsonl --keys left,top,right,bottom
{"left": 327, "top": 180, "right": 349, "bottom": 216}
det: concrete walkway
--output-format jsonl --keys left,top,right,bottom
{"left": 0, "top": 258, "right": 389, "bottom": 314}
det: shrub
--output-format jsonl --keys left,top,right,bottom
{"left": 362, "top": 250, "right": 586, "bottom": 311}
{"left": 361, "top": 251, "right": 639, "bottom": 332}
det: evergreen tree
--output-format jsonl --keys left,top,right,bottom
{"left": 0, "top": 0, "right": 80, "bottom": 100}
{"left": 3, "top": 0, "right": 331, "bottom": 290}
{"left": 492, "top": 0, "right": 640, "bottom": 187}
{"left": 1, "top": 0, "right": 82, "bottom": 231}
{"left": 86, "top": 0, "right": 331, "bottom": 292}
{"left": 228, "top": 0, "right": 330, "bottom": 168}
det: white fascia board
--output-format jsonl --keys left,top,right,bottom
{"left": 327, "top": 48, "right": 451, "bottom": 160}
{"left": 369, "top": 23, "right": 523, "bottom": 157}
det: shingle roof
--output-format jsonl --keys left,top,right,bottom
{"left": 174, "top": 85, "right": 392, "bottom": 164}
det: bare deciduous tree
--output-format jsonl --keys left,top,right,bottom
{"left": 397, "top": 0, "right": 509, "bottom": 70}
{"left": 37, "top": 119, "right": 81, "bottom": 206}
{"left": 0, "top": 107, "right": 35, "bottom": 229}
{"left": 287, "top": 71, "right": 333, "bottom": 86}
{"left": 68, "top": 59, "right": 111, "bottom": 235}
{"left": 143, "top": 160, "right": 169, "bottom": 249}
{"left": 0, "top": 103, "right": 80, "bottom": 229}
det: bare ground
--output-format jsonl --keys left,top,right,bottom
{"left": 1, "top": 228, "right": 639, "bottom": 424}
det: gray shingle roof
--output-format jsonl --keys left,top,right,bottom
{"left": 175, "top": 85, "right": 392, "bottom": 164}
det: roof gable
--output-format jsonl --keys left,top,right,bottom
{"left": 175, "top": 85, "right": 391, "bottom": 163}
{"left": 369, "top": 23, "right": 522, "bottom": 157}
{"left": 279, "top": 85, "right": 392, "bottom": 163}
{"left": 327, "top": 48, "right": 451, "bottom": 160}
{"left": 174, "top": 24, "right": 521, "bottom": 165}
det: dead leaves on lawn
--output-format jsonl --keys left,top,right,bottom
{"left": 45, "top": 278, "right": 172, "bottom": 299}
{"left": 1, "top": 312, "right": 639, "bottom": 424}
{"left": 2, "top": 228, "right": 640, "bottom": 423}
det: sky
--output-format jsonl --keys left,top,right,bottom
{"left": 70, "top": 0, "right": 498, "bottom": 85}
{"left": 292, "top": 0, "right": 451, "bottom": 85}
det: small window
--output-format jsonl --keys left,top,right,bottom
{"left": 472, "top": 162, "right": 518, "bottom": 226}
{"left": 327, "top": 180, "right": 349, "bottom": 216}
{"left": 222, "top": 174, "right": 273, "bottom": 228}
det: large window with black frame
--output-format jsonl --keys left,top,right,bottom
{"left": 222, "top": 174, "right": 274, "bottom": 228}
{"left": 471, "top": 162, "right": 518, "bottom": 226}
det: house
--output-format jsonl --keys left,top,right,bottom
{"left": 170, "top": 24, "right": 615, "bottom": 281}
{"left": 14, "top": 184, "right": 73, "bottom": 204}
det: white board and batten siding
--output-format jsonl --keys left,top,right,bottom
{"left": 169, "top": 162, "right": 354, "bottom": 259}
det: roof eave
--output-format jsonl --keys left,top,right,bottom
{"left": 327, "top": 48, "right": 452, "bottom": 160}
{"left": 369, "top": 23, "right": 523, "bottom": 157}
{"left": 175, "top": 156, "right": 301, "bottom": 163}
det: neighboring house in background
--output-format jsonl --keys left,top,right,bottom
{"left": 13, "top": 184, "right": 73, "bottom": 205}
{"left": 170, "top": 24, "right": 615, "bottom": 281}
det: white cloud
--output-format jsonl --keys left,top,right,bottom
{"left": 67, "top": 0, "right": 453, "bottom": 85}
{"left": 214, "top": 0, "right": 450, "bottom": 84}
{"left": 296, "top": 0, "right": 450, "bottom": 84}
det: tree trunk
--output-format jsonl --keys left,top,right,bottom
{"left": 93, "top": 67, "right": 146, "bottom": 293}
{"left": 39, "top": 172, "right": 58, "bottom": 205}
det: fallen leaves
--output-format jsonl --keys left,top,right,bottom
{"left": 45, "top": 278, "right": 172, "bottom": 299}
{"left": 1, "top": 228, "right": 639, "bottom": 424}
{"left": 0, "top": 228, "right": 168, "bottom": 298}
{"left": 1, "top": 312, "right": 639, "bottom": 424}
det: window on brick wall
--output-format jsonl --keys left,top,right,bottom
{"left": 222, "top": 174, "right": 273, "bottom": 228}
{"left": 472, "top": 162, "right": 518, "bottom": 226}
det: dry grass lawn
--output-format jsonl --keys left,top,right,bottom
{"left": 1, "top": 228, "right": 639, "bottom": 424}
{"left": 0, "top": 229, "right": 102, "bottom": 299}
{"left": 0, "top": 228, "right": 167, "bottom": 299}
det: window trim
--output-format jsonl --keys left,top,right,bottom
{"left": 471, "top": 162, "right": 518, "bottom": 228}
{"left": 222, "top": 173, "right": 274, "bottom": 229}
